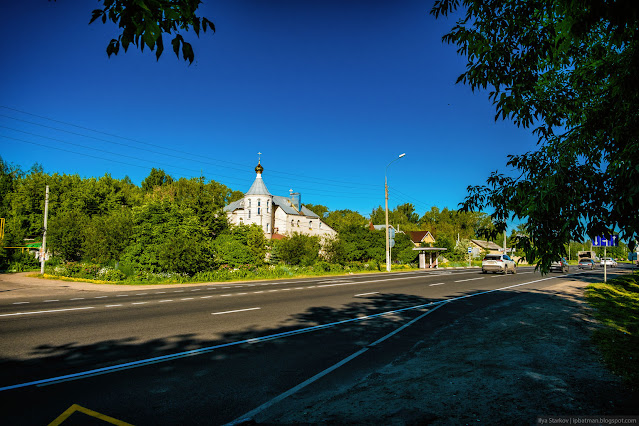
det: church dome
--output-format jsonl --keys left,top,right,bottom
{"left": 255, "top": 161, "right": 264, "bottom": 174}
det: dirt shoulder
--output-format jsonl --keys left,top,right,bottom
{"left": 260, "top": 278, "right": 637, "bottom": 425}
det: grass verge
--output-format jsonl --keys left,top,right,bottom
{"left": 585, "top": 273, "right": 639, "bottom": 388}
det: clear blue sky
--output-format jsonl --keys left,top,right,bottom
{"left": 0, "top": 0, "right": 537, "bottom": 220}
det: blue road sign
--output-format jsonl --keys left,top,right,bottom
{"left": 628, "top": 252, "right": 637, "bottom": 261}
{"left": 467, "top": 247, "right": 472, "bottom": 254}
{"left": 593, "top": 235, "right": 619, "bottom": 247}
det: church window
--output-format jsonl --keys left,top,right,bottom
{"left": 309, "top": 221, "right": 313, "bottom": 229}
{"left": 291, "top": 219, "right": 294, "bottom": 228}
{"left": 258, "top": 207, "right": 261, "bottom": 215}
{"left": 266, "top": 223, "right": 269, "bottom": 232}
{"left": 249, "top": 199, "right": 252, "bottom": 207}
{"left": 266, "top": 200, "right": 270, "bottom": 213}
{"left": 258, "top": 199, "right": 261, "bottom": 206}
{"left": 297, "top": 220, "right": 300, "bottom": 227}
{"left": 248, "top": 209, "right": 251, "bottom": 219}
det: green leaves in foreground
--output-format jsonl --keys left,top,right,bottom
{"left": 586, "top": 274, "right": 639, "bottom": 388}
{"left": 89, "top": 0, "right": 215, "bottom": 63}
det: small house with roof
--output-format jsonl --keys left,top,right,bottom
{"left": 223, "top": 161, "right": 337, "bottom": 239}
{"left": 469, "top": 239, "right": 508, "bottom": 256}
{"left": 409, "top": 231, "right": 436, "bottom": 247}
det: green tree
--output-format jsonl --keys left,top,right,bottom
{"left": 48, "top": 209, "right": 88, "bottom": 261}
{"left": 323, "top": 209, "right": 367, "bottom": 232}
{"left": 88, "top": 0, "right": 215, "bottom": 63}
{"left": 141, "top": 168, "right": 174, "bottom": 192}
{"left": 83, "top": 208, "right": 134, "bottom": 263}
{"left": 212, "top": 224, "right": 266, "bottom": 267}
{"left": 432, "top": 0, "right": 639, "bottom": 271}
{"left": 278, "top": 233, "right": 321, "bottom": 266}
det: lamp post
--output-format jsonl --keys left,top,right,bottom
{"left": 385, "top": 153, "right": 405, "bottom": 272}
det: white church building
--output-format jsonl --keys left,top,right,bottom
{"left": 223, "top": 161, "right": 337, "bottom": 240}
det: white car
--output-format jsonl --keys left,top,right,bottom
{"left": 600, "top": 257, "right": 617, "bottom": 268}
{"left": 482, "top": 254, "right": 517, "bottom": 274}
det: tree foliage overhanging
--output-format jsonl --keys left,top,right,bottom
{"left": 431, "top": 0, "right": 639, "bottom": 271}
{"left": 86, "top": 0, "right": 215, "bottom": 63}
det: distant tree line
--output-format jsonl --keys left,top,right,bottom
{"left": 0, "top": 157, "right": 504, "bottom": 277}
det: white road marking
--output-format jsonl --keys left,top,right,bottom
{"left": 226, "top": 302, "right": 449, "bottom": 425}
{"left": 106, "top": 305, "right": 122, "bottom": 308}
{"left": 354, "top": 292, "right": 379, "bottom": 297}
{"left": 12, "top": 302, "right": 29, "bottom": 304}
{"left": 181, "top": 298, "right": 194, "bottom": 301}
{"left": 136, "top": 293, "right": 148, "bottom": 296}
{"left": 70, "top": 298, "right": 85, "bottom": 300}
{"left": 158, "top": 300, "right": 173, "bottom": 303}
{"left": 116, "top": 295, "right": 129, "bottom": 297}
{"left": 94, "top": 296, "right": 107, "bottom": 299}
{"left": 173, "top": 290, "right": 184, "bottom": 293}
{"left": 132, "top": 302, "right": 147, "bottom": 305}
{"left": 454, "top": 277, "right": 484, "bottom": 283}
{"left": 200, "top": 296, "right": 213, "bottom": 299}
{"left": 429, "top": 283, "right": 445, "bottom": 286}
{"left": 191, "top": 289, "right": 201, "bottom": 291}
{"left": 44, "top": 300, "right": 59, "bottom": 302}
{"left": 212, "top": 307, "right": 261, "bottom": 316}
{"left": 0, "top": 270, "right": 574, "bottom": 391}
{"left": 221, "top": 294, "right": 233, "bottom": 297}
{"left": 0, "top": 307, "right": 94, "bottom": 317}
{"left": 156, "top": 292, "right": 166, "bottom": 294}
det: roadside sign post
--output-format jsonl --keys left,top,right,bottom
{"left": 468, "top": 247, "right": 472, "bottom": 268}
{"left": 593, "top": 235, "right": 619, "bottom": 283}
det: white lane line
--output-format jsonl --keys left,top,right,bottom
{"left": 106, "top": 305, "right": 122, "bottom": 308}
{"left": 70, "top": 298, "right": 85, "bottom": 300}
{"left": 227, "top": 302, "right": 449, "bottom": 425}
{"left": 132, "top": 302, "right": 147, "bottom": 305}
{"left": 0, "top": 271, "right": 576, "bottom": 391}
{"left": 0, "top": 307, "right": 95, "bottom": 317}
{"left": 173, "top": 290, "right": 184, "bottom": 293}
{"left": 158, "top": 300, "right": 173, "bottom": 303}
{"left": 94, "top": 296, "right": 108, "bottom": 299}
{"left": 221, "top": 294, "right": 233, "bottom": 297}
{"left": 44, "top": 300, "right": 59, "bottom": 302}
{"left": 212, "top": 307, "right": 261, "bottom": 316}
{"left": 200, "top": 296, "right": 213, "bottom": 299}
{"left": 429, "top": 283, "right": 445, "bottom": 286}
{"left": 454, "top": 277, "right": 484, "bottom": 283}
{"left": 237, "top": 293, "right": 248, "bottom": 295}
{"left": 136, "top": 293, "right": 148, "bottom": 296}
{"left": 253, "top": 291, "right": 265, "bottom": 294}
{"left": 267, "top": 290, "right": 279, "bottom": 292}
{"left": 354, "top": 292, "right": 379, "bottom": 297}
{"left": 116, "top": 295, "right": 129, "bottom": 297}
{"left": 156, "top": 291, "right": 166, "bottom": 294}
{"left": 12, "top": 302, "right": 29, "bottom": 305}
{"left": 181, "top": 298, "right": 194, "bottom": 301}
{"left": 191, "top": 289, "right": 201, "bottom": 291}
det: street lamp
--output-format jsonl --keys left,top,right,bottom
{"left": 385, "top": 153, "right": 405, "bottom": 272}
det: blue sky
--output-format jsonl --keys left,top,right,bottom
{"left": 0, "top": 0, "right": 538, "bottom": 220}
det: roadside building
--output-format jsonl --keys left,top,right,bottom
{"left": 409, "top": 230, "right": 436, "bottom": 247}
{"left": 223, "top": 161, "right": 336, "bottom": 240}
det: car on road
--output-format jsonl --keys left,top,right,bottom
{"left": 600, "top": 257, "right": 617, "bottom": 268}
{"left": 481, "top": 254, "right": 517, "bottom": 274}
{"left": 578, "top": 258, "right": 596, "bottom": 270}
{"left": 550, "top": 257, "right": 570, "bottom": 273}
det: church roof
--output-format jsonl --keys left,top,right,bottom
{"left": 223, "top": 199, "right": 242, "bottom": 212}
{"left": 246, "top": 176, "right": 271, "bottom": 195}
{"left": 272, "top": 195, "right": 299, "bottom": 215}
{"left": 300, "top": 206, "right": 319, "bottom": 218}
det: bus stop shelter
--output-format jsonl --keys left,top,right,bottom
{"left": 413, "top": 247, "right": 447, "bottom": 269}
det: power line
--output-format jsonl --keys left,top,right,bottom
{"left": 0, "top": 106, "right": 379, "bottom": 190}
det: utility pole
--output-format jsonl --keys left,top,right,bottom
{"left": 40, "top": 185, "right": 49, "bottom": 275}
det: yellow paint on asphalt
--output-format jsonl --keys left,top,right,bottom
{"left": 48, "top": 404, "right": 134, "bottom": 426}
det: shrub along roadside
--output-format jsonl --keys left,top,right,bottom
{"left": 585, "top": 273, "right": 639, "bottom": 388}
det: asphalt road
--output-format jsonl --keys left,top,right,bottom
{"left": 0, "top": 266, "right": 628, "bottom": 425}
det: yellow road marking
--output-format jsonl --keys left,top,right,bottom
{"left": 48, "top": 403, "right": 134, "bottom": 426}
